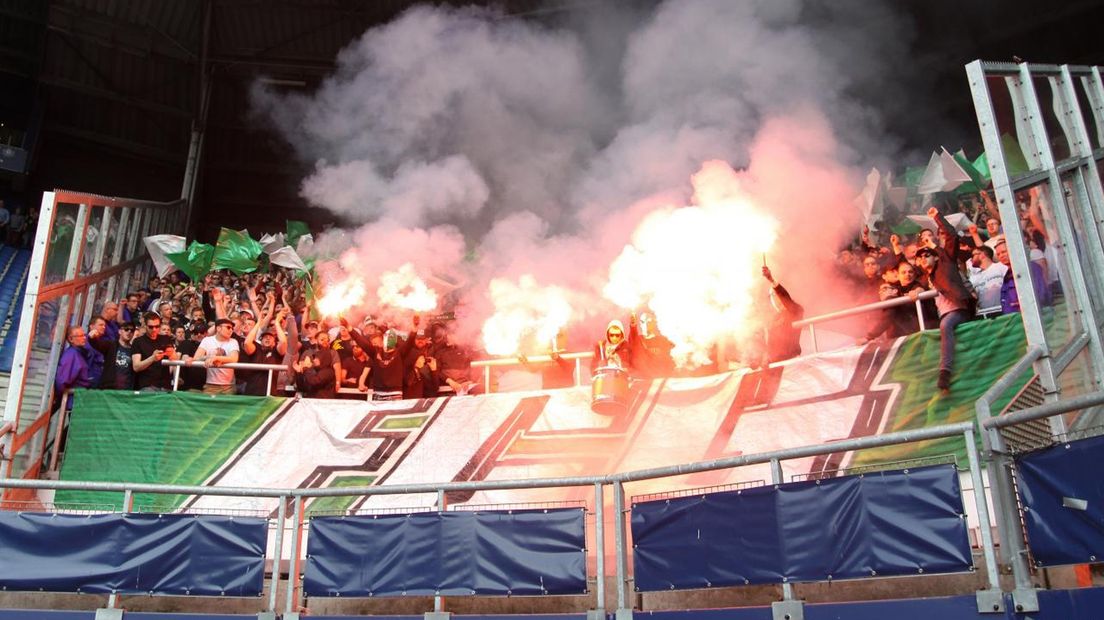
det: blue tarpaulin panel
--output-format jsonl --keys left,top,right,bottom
{"left": 632, "top": 464, "right": 972, "bottom": 590}
{"left": 0, "top": 513, "right": 266, "bottom": 595}
{"left": 304, "top": 508, "right": 587, "bottom": 597}
{"left": 1016, "top": 434, "right": 1104, "bottom": 567}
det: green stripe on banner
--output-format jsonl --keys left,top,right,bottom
{"left": 380, "top": 415, "right": 428, "bottom": 430}
{"left": 56, "top": 391, "right": 285, "bottom": 512}
{"left": 306, "top": 476, "right": 377, "bottom": 516}
{"left": 852, "top": 305, "right": 1068, "bottom": 467}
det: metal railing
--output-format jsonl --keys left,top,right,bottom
{"left": 0, "top": 418, "right": 998, "bottom": 618}
{"left": 162, "top": 359, "right": 289, "bottom": 395}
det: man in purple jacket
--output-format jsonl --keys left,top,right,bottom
{"left": 55, "top": 326, "right": 103, "bottom": 408}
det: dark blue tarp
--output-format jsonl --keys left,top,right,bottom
{"left": 1016, "top": 434, "right": 1104, "bottom": 567}
{"left": 632, "top": 464, "right": 972, "bottom": 590}
{"left": 0, "top": 512, "right": 266, "bottom": 595}
{"left": 304, "top": 508, "right": 587, "bottom": 597}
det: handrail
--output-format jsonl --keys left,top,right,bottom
{"left": 792, "top": 289, "right": 937, "bottom": 328}
{"left": 162, "top": 359, "right": 287, "bottom": 371}
{"left": 983, "top": 390, "right": 1104, "bottom": 430}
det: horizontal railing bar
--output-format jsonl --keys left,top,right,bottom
{"left": 1052, "top": 332, "right": 1090, "bottom": 375}
{"left": 975, "top": 345, "right": 1045, "bottom": 419}
{"left": 984, "top": 390, "right": 1104, "bottom": 430}
{"left": 792, "top": 290, "right": 937, "bottom": 328}
{"left": 162, "top": 360, "right": 288, "bottom": 371}
{"left": 472, "top": 351, "right": 592, "bottom": 367}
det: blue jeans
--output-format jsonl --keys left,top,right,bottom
{"left": 939, "top": 310, "right": 972, "bottom": 373}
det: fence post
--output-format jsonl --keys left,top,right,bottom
{"left": 284, "top": 496, "right": 304, "bottom": 616}
{"left": 769, "top": 458, "right": 796, "bottom": 602}
{"left": 915, "top": 298, "right": 927, "bottom": 331}
{"left": 613, "top": 481, "right": 632, "bottom": 620}
{"left": 590, "top": 482, "right": 606, "bottom": 620}
{"left": 435, "top": 488, "right": 446, "bottom": 613}
{"left": 48, "top": 391, "right": 71, "bottom": 473}
{"left": 963, "top": 428, "right": 1004, "bottom": 613}
{"left": 268, "top": 496, "right": 288, "bottom": 614}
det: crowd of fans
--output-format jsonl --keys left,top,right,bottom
{"left": 838, "top": 188, "right": 1057, "bottom": 390}
{"left": 0, "top": 197, "right": 36, "bottom": 248}
{"left": 53, "top": 268, "right": 485, "bottom": 404}
{"left": 50, "top": 188, "right": 1061, "bottom": 404}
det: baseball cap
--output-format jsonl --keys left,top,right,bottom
{"left": 915, "top": 246, "right": 937, "bottom": 258}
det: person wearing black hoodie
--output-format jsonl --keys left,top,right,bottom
{"left": 762, "top": 266, "right": 804, "bottom": 363}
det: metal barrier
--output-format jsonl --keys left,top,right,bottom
{"left": 0, "top": 190, "right": 185, "bottom": 483}
{"left": 0, "top": 418, "right": 999, "bottom": 620}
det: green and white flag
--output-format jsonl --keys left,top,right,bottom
{"left": 211, "top": 228, "right": 263, "bottom": 274}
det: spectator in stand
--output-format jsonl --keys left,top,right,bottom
{"left": 8, "top": 206, "right": 28, "bottom": 247}
{"left": 430, "top": 324, "right": 480, "bottom": 395}
{"left": 174, "top": 324, "right": 207, "bottom": 391}
{"left": 591, "top": 319, "right": 631, "bottom": 374}
{"left": 968, "top": 245, "right": 1008, "bottom": 317}
{"left": 121, "top": 293, "right": 141, "bottom": 324}
{"left": 340, "top": 341, "right": 371, "bottom": 393}
{"left": 158, "top": 300, "right": 181, "bottom": 331}
{"left": 100, "top": 301, "right": 121, "bottom": 342}
{"left": 761, "top": 265, "right": 804, "bottom": 364}
{"left": 300, "top": 320, "right": 320, "bottom": 350}
{"left": 93, "top": 320, "right": 136, "bottom": 390}
{"left": 627, "top": 312, "right": 675, "bottom": 379}
{"left": 0, "top": 199, "right": 9, "bottom": 242}
{"left": 241, "top": 305, "right": 288, "bottom": 396}
{"left": 55, "top": 325, "right": 103, "bottom": 407}
{"left": 858, "top": 254, "right": 883, "bottom": 298}
{"left": 403, "top": 329, "right": 441, "bottom": 398}
{"left": 911, "top": 208, "right": 977, "bottom": 392}
{"left": 82, "top": 317, "right": 109, "bottom": 387}
{"left": 331, "top": 322, "right": 356, "bottom": 361}
{"left": 315, "top": 330, "right": 341, "bottom": 396}
{"left": 354, "top": 328, "right": 411, "bottom": 401}
{"left": 131, "top": 312, "right": 179, "bottom": 391}
{"left": 995, "top": 240, "right": 1052, "bottom": 315}
{"left": 294, "top": 349, "right": 336, "bottom": 398}
{"left": 191, "top": 318, "right": 240, "bottom": 395}
{"left": 860, "top": 282, "right": 917, "bottom": 344}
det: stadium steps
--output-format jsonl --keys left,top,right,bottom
{"left": 0, "top": 248, "right": 32, "bottom": 373}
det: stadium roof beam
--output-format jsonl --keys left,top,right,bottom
{"left": 44, "top": 124, "right": 186, "bottom": 165}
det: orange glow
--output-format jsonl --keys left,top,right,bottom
{"left": 317, "top": 278, "right": 366, "bottom": 317}
{"left": 481, "top": 275, "right": 573, "bottom": 357}
{"left": 377, "top": 263, "right": 438, "bottom": 312}
{"left": 604, "top": 160, "right": 777, "bottom": 367}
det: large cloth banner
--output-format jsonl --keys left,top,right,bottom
{"left": 56, "top": 315, "right": 1032, "bottom": 515}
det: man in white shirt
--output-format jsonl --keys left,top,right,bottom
{"left": 968, "top": 245, "right": 1008, "bottom": 316}
{"left": 192, "top": 318, "right": 240, "bottom": 394}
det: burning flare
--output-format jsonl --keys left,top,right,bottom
{"left": 604, "top": 160, "right": 778, "bottom": 368}
{"left": 481, "top": 275, "right": 573, "bottom": 357}
{"left": 377, "top": 263, "right": 438, "bottom": 312}
{"left": 317, "top": 278, "right": 366, "bottom": 317}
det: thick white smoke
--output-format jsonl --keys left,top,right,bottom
{"left": 253, "top": 0, "right": 916, "bottom": 359}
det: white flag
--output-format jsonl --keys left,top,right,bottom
{"left": 917, "top": 148, "right": 972, "bottom": 195}
{"left": 143, "top": 234, "right": 186, "bottom": 278}
{"left": 269, "top": 246, "right": 308, "bottom": 272}
{"left": 259, "top": 233, "right": 286, "bottom": 254}
{"left": 853, "top": 167, "right": 885, "bottom": 229}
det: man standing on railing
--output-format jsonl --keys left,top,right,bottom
{"left": 192, "top": 318, "right": 240, "bottom": 395}
{"left": 912, "top": 208, "right": 976, "bottom": 393}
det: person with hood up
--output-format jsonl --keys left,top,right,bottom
{"left": 591, "top": 319, "right": 632, "bottom": 374}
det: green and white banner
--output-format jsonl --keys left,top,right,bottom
{"left": 57, "top": 314, "right": 1033, "bottom": 515}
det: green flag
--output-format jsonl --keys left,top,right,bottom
{"left": 903, "top": 165, "right": 926, "bottom": 197}
{"left": 891, "top": 219, "right": 924, "bottom": 236}
{"left": 211, "top": 228, "right": 263, "bottom": 274}
{"left": 166, "top": 241, "right": 215, "bottom": 282}
{"left": 1000, "top": 133, "right": 1032, "bottom": 178}
{"left": 287, "top": 220, "right": 311, "bottom": 248}
{"left": 971, "top": 152, "right": 991, "bottom": 185}
{"left": 951, "top": 150, "right": 987, "bottom": 195}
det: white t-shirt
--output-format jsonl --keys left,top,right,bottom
{"left": 198, "top": 335, "right": 239, "bottom": 385}
{"left": 968, "top": 262, "right": 1009, "bottom": 312}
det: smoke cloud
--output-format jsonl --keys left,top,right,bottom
{"left": 253, "top": 0, "right": 918, "bottom": 359}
